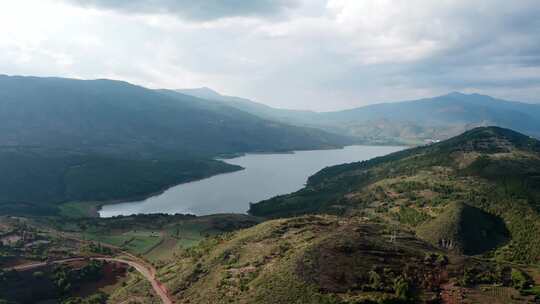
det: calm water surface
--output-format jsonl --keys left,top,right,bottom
{"left": 99, "top": 145, "right": 404, "bottom": 217}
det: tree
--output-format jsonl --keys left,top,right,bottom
{"left": 368, "top": 270, "right": 382, "bottom": 290}
{"left": 511, "top": 268, "right": 532, "bottom": 290}
{"left": 394, "top": 276, "right": 412, "bottom": 301}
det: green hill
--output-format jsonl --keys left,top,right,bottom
{"left": 158, "top": 213, "right": 539, "bottom": 303}
{"left": 158, "top": 215, "right": 448, "bottom": 303}
{"left": 417, "top": 202, "right": 508, "bottom": 255}
{"left": 249, "top": 127, "right": 540, "bottom": 263}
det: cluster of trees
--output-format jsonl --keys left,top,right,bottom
{"left": 0, "top": 151, "right": 240, "bottom": 216}
{"left": 83, "top": 243, "right": 113, "bottom": 255}
{"left": 392, "top": 206, "right": 430, "bottom": 227}
{"left": 53, "top": 261, "right": 106, "bottom": 296}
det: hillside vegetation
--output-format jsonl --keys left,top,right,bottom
{"left": 417, "top": 202, "right": 508, "bottom": 255}
{"left": 150, "top": 127, "right": 540, "bottom": 303}
{"left": 250, "top": 127, "right": 540, "bottom": 263}
{"left": 159, "top": 215, "right": 444, "bottom": 303}
{"left": 160, "top": 214, "right": 539, "bottom": 303}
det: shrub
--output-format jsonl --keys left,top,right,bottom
{"left": 511, "top": 268, "right": 532, "bottom": 290}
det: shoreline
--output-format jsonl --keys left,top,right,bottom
{"left": 76, "top": 144, "right": 408, "bottom": 218}
{"left": 83, "top": 147, "right": 337, "bottom": 217}
{"left": 99, "top": 166, "right": 244, "bottom": 217}
{"left": 62, "top": 165, "right": 245, "bottom": 218}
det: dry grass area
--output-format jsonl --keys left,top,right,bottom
{"left": 155, "top": 214, "right": 539, "bottom": 304}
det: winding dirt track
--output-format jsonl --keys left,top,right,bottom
{"left": 95, "top": 257, "right": 173, "bottom": 304}
{"left": 6, "top": 257, "right": 174, "bottom": 304}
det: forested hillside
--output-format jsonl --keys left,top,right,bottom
{"left": 250, "top": 127, "right": 540, "bottom": 263}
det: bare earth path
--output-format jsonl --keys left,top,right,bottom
{"left": 5, "top": 257, "right": 174, "bottom": 304}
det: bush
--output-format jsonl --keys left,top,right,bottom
{"left": 393, "top": 276, "right": 412, "bottom": 301}
{"left": 511, "top": 268, "right": 532, "bottom": 290}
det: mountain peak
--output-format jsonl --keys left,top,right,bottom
{"left": 442, "top": 91, "right": 493, "bottom": 100}
{"left": 446, "top": 91, "right": 468, "bottom": 97}
{"left": 417, "top": 202, "right": 508, "bottom": 255}
{"left": 437, "top": 126, "right": 540, "bottom": 154}
{"left": 177, "top": 87, "right": 223, "bottom": 100}
{"left": 197, "top": 86, "right": 221, "bottom": 95}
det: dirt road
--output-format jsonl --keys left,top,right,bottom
{"left": 5, "top": 257, "right": 174, "bottom": 304}
{"left": 95, "top": 257, "right": 173, "bottom": 304}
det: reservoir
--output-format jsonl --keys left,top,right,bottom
{"left": 99, "top": 145, "right": 404, "bottom": 217}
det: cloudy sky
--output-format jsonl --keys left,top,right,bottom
{"left": 1, "top": 0, "right": 539, "bottom": 111}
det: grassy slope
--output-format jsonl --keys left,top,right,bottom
{"left": 249, "top": 127, "right": 540, "bottom": 263}
{"left": 159, "top": 215, "right": 540, "bottom": 304}
{"left": 417, "top": 202, "right": 509, "bottom": 255}
{"left": 160, "top": 216, "right": 422, "bottom": 304}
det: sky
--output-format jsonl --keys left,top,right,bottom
{"left": 1, "top": 0, "right": 539, "bottom": 111}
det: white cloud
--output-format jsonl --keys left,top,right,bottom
{"left": 0, "top": 0, "right": 539, "bottom": 111}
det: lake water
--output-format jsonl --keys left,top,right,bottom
{"left": 99, "top": 145, "right": 405, "bottom": 217}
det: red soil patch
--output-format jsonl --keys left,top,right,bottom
{"left": 73, "top": 262, "right": 128, "bottom": 298}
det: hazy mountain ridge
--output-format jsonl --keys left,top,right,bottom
{"left": 0, "top": 75, "right": 351, "bottom": 159}
{"left": 179, "top": 88, "right": 540, "bottom": 144}
{"left": 325, "top": 92, "right": 540, "bottom": 142}
{"left": 176, "top": 87, "right": 320, "bottom": 128}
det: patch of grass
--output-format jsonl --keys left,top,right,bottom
{"left": 417, "top": 202, "right": 509, "bottom": 255}
{"left": 83, "top": 231, "right": 162, "bottom": 255}
{"left": 522, "top": 285, "right": 540, "bottom": 297}
{"left": 159, "top": 216, "right": 449, "bottom": 303}
{"left": 58, "top": 201, "right": 101, "bottom": 218}
{"left": 392, "top": 206, "right": 430, "bottom": 227}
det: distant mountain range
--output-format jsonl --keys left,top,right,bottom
{"left": 179, "top": 88, "right": 540, "bottom": 144}
{"left": 0, "top": 75, "right": 351, "bottom": 160}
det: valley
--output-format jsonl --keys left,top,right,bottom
{"left": 1, "top": 76, "right": 539, "bottom": 304}
{"left": 2, "top": 2, "right": 540, "bottom": 303}
{"left": 2, "top": 126, "right": 540, "bottom": 303}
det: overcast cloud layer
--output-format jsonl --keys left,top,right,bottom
{"left": 64, "top": 0, "right": 299, "bottom": 21}
{"left": 1, "top": 0, "right": 539, "bottom": 110}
